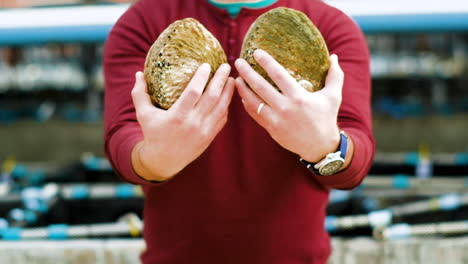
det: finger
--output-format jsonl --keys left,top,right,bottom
{"left": 235, "top": 58, "right": 283, "bottom": 109}
{"left": 253, "top": 49, "right": 299, "bottom": 96}
{"left": 171, "top": 63, "right": 211, "bottom": 114}
{"left": 210, "top": 111, "right": 229, "bottom": 141}
{"left": 196, "top": 63, "right": 231, "bottom": 116}
{"left": 320, "top": 54, "right": 344, "bottom": 100}
{"left": 235, "top": 77, "right": 273, "bottom": 129}
{"left": 131, "top": 71, "right": 159, "bottom": 119}
{"left": 209, "top": 77, "right": 235, "bottom": 124}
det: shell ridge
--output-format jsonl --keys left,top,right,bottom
{"left": 240, "top": 7, "right": 330, "bottom": 93}
{"left": 144, "top": 18, "right": 227, "bottom": 109}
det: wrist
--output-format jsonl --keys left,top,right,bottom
{"left": 300, "top": 130, "right": 354, "bottom": 176}
{"left": 300, "top": 127, "right": 341, "bottom": 163}
{"left": 131, "top": 141, "right": 176, "bottom": 182}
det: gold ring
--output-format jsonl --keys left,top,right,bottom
{"left": 257, "top": 103, "right": 265, "bottom": 115}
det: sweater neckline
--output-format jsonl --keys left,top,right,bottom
{"left": 200, "top": 0, "right": 287, "bottom": 19}
{"left": 208, "top": 0, "right": 279, "bottom": 18}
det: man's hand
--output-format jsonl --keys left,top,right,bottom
{"left": 131, "top": 63, "right": 235, "bottom": 181}
{"left": 235, "top": 50, "right": 344, "bottom": 164}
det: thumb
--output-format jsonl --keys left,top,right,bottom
{"left": 321, "top": 54, "right": 344, "bottom": 99}
{"left": 131, "top": 71, "right": 156, "bottom": 116}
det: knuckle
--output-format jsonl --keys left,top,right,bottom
{"left": 337, "top": 94, "right": 343, "bottom": 105}
{"left": 335, "top": 67, "right": 345, "bottom": 80}
{"left": 135, "top": 111, "right": 145, "bottom": 122}
{"left": 214, "top": 117, "right": 228, "bottom": 132}
{"left": 213, "top": 110, "right": 224, "bottom": 122}
{"left": 186, "top": 88, "right": 202, "bottom": 100}
{"left": 186, "top": 119, "right": 200, "bottom": 131}
{"left": 219, "top": 112, "right": 228, "bottom": 125}
{"left": 267, "top": 123, "right": 278, "bottom": 135}
{"left": 256, "top": 83, "right": 272, "bottom": 96}
{"left": 137, "top": 109, "right": 154, "bottom": 123}
{"left": 269, "top": 70, "right": 283, "bottom": 81}
{"left": 317, "top": 100, "right": 329, "bottom": 113}
{"left": 326, "top": 94, "right": 342, "bottom": 108}
{"left": 146, "top": 121, "right": 159, "bottom": 131}
{"left": 221, "top": 115, "right": 228, "bottom": 125}
{"left": 291, "top": 95, "right": 305, "bottom": 106}
{"left": 213, "top": 111, "right": 226, "bottom": 127}
{"left": 205, "top": 92, "right": 219, "bottom": 104}
{"left": 130, "top": 88, "right": 139, "bottom": 99}
{"left": 199, "top": 128, "right": 210, "bottom": 140}
{"left": 170, "top": 115, "right": 184, "bottom": 126}
{"left": 254, "top": 83, "right": 266, "bottom": 93}
{"left": 337, "top": 65, "right": 345, "bottom": 75}
{"left": 276, "top": 105, "right": 290, "bottom": 116}
{"left": 269, "top": 117, "right": 279, "bottom": 130}
{"left": 330, "top": 92, "right": 342, "bottom": 105}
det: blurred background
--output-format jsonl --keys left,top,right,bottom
{"left": 0, "top": 0, "right": 468, "bottom": 263}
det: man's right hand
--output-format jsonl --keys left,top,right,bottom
{"left": 131, "top": 63, "right": 234, "bottom": 182}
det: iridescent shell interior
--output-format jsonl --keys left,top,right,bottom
{"left": 240, "top": 7, "right": 330, "bottom": 92}
{"left": 144, "top": 18, "right": 227, "bottom": 109}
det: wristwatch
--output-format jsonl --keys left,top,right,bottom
{"left": 300, "top": 131, "right": 348, "bottom": 176}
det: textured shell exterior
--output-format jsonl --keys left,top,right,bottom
{"left": 144, "top": 18, "right": 227, "bottom": 109}
{"left": 240, "top": 7, "right": 330, "bottom": 93}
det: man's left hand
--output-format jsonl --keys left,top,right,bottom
{"left": 235, "top": 49, "right": 344, "bottom": 163}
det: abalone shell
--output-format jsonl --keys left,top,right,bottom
{"left": 144, "top": 18, "right": 227, "bottom": 109}
{"left": 240, "top": 7, "right": 330, "bottom": 92}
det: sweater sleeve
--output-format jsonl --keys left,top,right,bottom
{"left": 103, "top": 1, "right": 164, "bottom": 186}
{"left": 311, "top": 8, "right": 376, "bottom": 190}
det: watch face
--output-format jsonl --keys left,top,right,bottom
{"left": 319, "top": 160, "right": 344, "bottom": 176}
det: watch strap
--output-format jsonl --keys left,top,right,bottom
{"left": 338, "top": 131, "right": 348, "bottom": 159}
{"left": 300, "top": 131, "right": 348, "bottom": 174}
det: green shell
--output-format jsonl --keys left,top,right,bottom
{"left": 144, "top": 18, "right": 227, "bottom": 109}
{"left": 240, "top": 7, "right": 330, "bottom": 92}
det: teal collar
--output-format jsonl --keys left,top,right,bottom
{"left": 208, "top": 0, "right": 278, "bottom": 18}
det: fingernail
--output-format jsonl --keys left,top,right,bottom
{"left": 253, "top": 49, "right": 265, "bottom": 60}
{"left": 221, "top": 63, "right": 231, "bottom": 71}
{"left": 331, "top": 54, "right": 338, "bottom": 62}
{"left": 235, "top": 58, "right": 244, "bottom": 68}
{"left": 136, "top": 71, "right": 143, "bottom": 78}
{"left": 198, "top": 63, "right": 209, "bottom": 71}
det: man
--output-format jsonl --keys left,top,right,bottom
{"left": 104, "top": 0, "right": 375, "bottom": 263}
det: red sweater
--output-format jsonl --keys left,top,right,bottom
{"left": 104, "top": 0, "right": 374, "bottom": 263}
